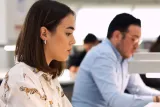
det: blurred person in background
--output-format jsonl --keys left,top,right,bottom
{"left": 83, "top": 33, "right": 100, "bottom": 52}
{"left": 0, "top": 0, "right": 75, "bottom": 107}
{"left": 68, "top": 33, "right": 100, "bottom": 73}
{"left": 140, "top": 35, "right": 160, "bottom": 89}
{"left": 150, "top": 35, "right": 160, "bottom": 52}
{"left": 72, "top": 13, "right": 160, "bottom": 107}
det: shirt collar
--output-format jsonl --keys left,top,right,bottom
{"left": 103, "top": 39, "right": 123, "bottom": 62}
{"left": 33, "top": 68, "right": 53, "bottom": 81}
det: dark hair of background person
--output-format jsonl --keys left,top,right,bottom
{"left": 84, "top": 33, "right": 98, "bottom": 44}
{"left": 15, "top": 0, "right": 75, "bottom": 79}
{"left": 107, "top": 13, "right": 141, "bottom": 39}
{"left": 150, "top": 35, "right": 160, "bottom": 52}
{"left": 67, "top": 33, "right": 100, "bottom": 69}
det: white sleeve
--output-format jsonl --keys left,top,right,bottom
{"left": 61, "top": 95, "right": 72, "bottom": 107}
{"left": 54, "top": 78, "right": 73, "bottom": 107}
{"left": 4, "top": 82, "right": 46, "bottom": 107}
{"left": 0, "top": 73, "right": 47, "bottom": 107}
{"left": 127, "top": 74, "right": 160, "bottom": 96}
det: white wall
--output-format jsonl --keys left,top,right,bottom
{"left": 74, "top": 6, "right": 132, "bottom": 45}
{"left": 74, "top": 6, "right": 160, "bottom": 45}
{"left": 0, "top": 0, "right": 7, "bottom": 44}
{"left": 6, "top": 0, "right": 36, "bottom": 42}
{"left": 132, "top": 6, "right": 160, "bottom": 41}
{"left": 0, "top": 0, "right": 37, "bottom": 68}
{"left": 0, "top": 0, "right": 8, "bottom": 68}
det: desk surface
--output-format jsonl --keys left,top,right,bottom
{"left": 145, "top": 103, "right": 160, "bottom": 107}
{"left": 58, "top": 69, "right": 75, "bottom": 85}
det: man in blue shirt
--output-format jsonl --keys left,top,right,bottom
{"left": 72, "top": 13, "right": 160, "bottom": 107}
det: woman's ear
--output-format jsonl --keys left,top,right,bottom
{"left": 40, "top": 27, "right": 49, "bottom": 41}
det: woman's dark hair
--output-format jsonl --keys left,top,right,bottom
{"left": 150, "top": 35, "right": 160, "bottom": 52}
{"left": 15, "top": 0, "right": 75, "bottom": 78}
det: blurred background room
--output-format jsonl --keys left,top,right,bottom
{"left": 1, "top": 0, "right": 160, "bottom": 101}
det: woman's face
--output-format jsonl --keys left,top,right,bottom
{"left": 41, "top": 14, "right": 76, "bottom": 64}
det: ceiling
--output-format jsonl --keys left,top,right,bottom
{"left": 59, "top": 0, "right": 160, "bottom": 5}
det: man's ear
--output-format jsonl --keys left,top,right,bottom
{"left": 112, "top": 30, "right": 122, "bottom": 42}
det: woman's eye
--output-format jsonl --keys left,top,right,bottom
{"left": 66, "top": 33, "right": 72, "bottom": 36}
{"left": 132, "top": 38, "right": 135, "bottom": 42}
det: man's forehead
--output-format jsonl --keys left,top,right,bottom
{"left": 127, "top": 25, "right": 141, "bottom": 31}
{"left": 127, "top": 25, "right": 141, "bottom": 37}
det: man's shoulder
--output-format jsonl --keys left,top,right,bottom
{"left": 89, "top": 42, "right": 116, "bottom": 58}
{"left": 81, "top": 43, "right": 117, "bottom": 67}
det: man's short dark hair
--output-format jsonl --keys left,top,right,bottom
{"left": 84, "top": 33, "right": 98, "bottom": 44}
{"left": 107, "top": 13, "right": 141, "bottom": 39}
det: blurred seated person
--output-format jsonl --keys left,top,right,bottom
{"left": 72, "top": 13, "right": 160, "bottom": 107}
{"left": 68, "top": 33, "right": 100, "bottom": 73}
{"left": 140, "top": 35, "right": 160, "bottom": 89}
